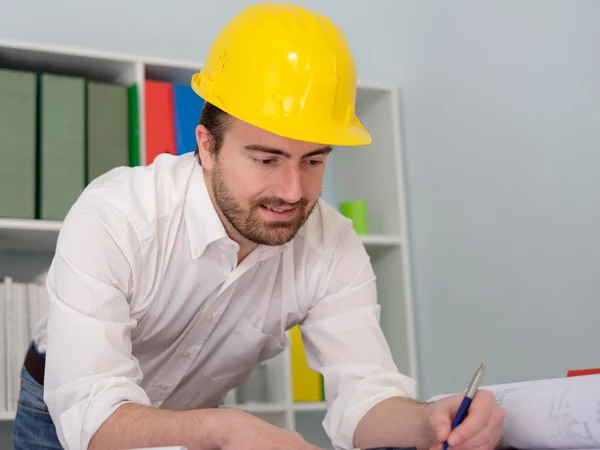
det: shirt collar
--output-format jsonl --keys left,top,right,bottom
{"left": 184, "top": 161, "right": 234, "bottom": 260}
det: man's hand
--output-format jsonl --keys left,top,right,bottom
{"left": 426, "top": 390, "right": 505, "bottom": 450}
{"left": 217, "top": 408, "right": 322, "bottom": 450}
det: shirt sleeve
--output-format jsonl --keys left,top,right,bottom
{"left": 300, "top": 221, "right": 417, "bottom": 450}
{"left": 43, "top": 193, "right": 152, "bottom": 450}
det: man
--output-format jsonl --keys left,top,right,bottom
{"left": 13, "top": 2, "right": 504, "bottom": 450}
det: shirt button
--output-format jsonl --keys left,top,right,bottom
{"left": 183, "top": 350, "right": 191, "bottom": 358}
{"left": 193, "top": 248, "right": 200, "bottom": 257}
{"left": 159, "top": 383, "right": 170, "bottom": 389}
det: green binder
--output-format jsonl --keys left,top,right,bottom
{"left": 128, "top": 84, "right": 140, "bottom": 167}
{"left": 87, "top": 81, "right": 129, "bottom": 183}
{"left": 38, "top": 73, "right": 86, "bottom": 221}
{"left": 0, "top": 68, "right": 37, "bottom": 219}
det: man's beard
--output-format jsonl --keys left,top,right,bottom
{"left": 211, "top": 163, "right": 316, "bottom": 246}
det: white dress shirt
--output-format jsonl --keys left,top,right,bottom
{"left": 36, "top": 152, "right": 417, "bottom": 450}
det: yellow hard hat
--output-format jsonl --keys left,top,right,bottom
{"left": 191, "top": 2, "right": 371, "bottom": 146}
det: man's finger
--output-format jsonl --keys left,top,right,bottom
{"left": 452, "top": 398, "right": 504, "bottom": 450}
{"left": 427, "top": 400, "right": 452, "bottom": 443}
{"left": 473, "top": 424, "right": 504, "bottom": 450}
{"left": 428, "top": 409, "right": 451, "bottom": 442}
{"left": 452, "top": 416, "right": 500, "bottom": 449}
{"left": 447, "top": 389, "right": 495, "bottom": 446}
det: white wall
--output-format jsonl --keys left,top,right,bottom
{"left": 1, "top": 0, "right": 600, "bottom": 446}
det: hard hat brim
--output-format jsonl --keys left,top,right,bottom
{"left": 191, "top": 72, "right": 372, "bottom": 147}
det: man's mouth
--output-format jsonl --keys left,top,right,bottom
{"left": 260, "top": 204, "right": 297, "bottom": 220}
{"left": 263, "top": 205, "right": 295, "bottom": 212}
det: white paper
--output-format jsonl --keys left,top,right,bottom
{"left": 4, "top": 277, "right": 17, "bottom": 412}
{"left": 0, "top": 281, "right": 6, "bottom": 413}
{"left": 428, "top": 374, "right": 600, "bottom": 450}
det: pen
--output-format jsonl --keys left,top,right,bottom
{"left": 441, "top": 362, "right": 487, "bottom": 450}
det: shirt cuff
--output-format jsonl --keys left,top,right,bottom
{"left": 324, "top": 371, "right": 417, "bottom": 450}
{"left": 46, "top": 376, "right": 152, "bottom": 450}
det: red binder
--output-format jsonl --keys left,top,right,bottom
{"left": 144, "top": 79, "right": 176, "bottom": 164}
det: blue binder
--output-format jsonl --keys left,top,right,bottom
{"left": 173, "top": 84, "right": 205, "bottom": 155}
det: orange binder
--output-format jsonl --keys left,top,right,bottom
{"left": 144, "top": 79, "right": 176, "bottom": 164}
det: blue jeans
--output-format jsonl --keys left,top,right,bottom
{"left": 13, "top": 364, "right": 63, "bottom": 449}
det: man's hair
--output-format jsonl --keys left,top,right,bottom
{"left": 194, "top": 102, "right": 232, "bottom": 166}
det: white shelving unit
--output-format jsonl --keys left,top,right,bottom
{"left": 0, "top": 38, "right": 418, "bottom": 449}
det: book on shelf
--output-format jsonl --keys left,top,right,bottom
{"left": 87, "top": 81, "right": 130, "bottom": 184}
{"left": 128, "top": 84, "right": 141, "bottom": 167}
{"left": 0, "top": 277, "right": 49, "bottom": 415}
{"left": 144, "top": 79, "right": 177, "bottom": 164}
{"left": 0, "top": 68, "right": 37, "bottom": 220}
{"left": 290, "top": 324, "right": 325, "bottom": 402}
{"left": 38, "top": 73, "right": 86, "bottom": 221}
{"left": 173, "top": 83, "right": 205, "bottom": 157}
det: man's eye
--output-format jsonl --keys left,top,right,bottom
{"left": 259, "top": 159, "right": 273, "bottom": 165}
{"left": 307, "top": 160, "right": 323, "bottom": 166}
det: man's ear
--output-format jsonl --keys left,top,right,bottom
{"left": 196, "top": 124, "right": 215, "bottom": 171}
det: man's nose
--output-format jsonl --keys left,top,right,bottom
{"left": 273, "top": 165, "right": 302, "bottom": 204}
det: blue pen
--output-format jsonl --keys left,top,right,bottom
{"left": 442, "top": 363, "right": 487, "bottom": 450}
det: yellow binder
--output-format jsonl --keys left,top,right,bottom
{"left": 290, "top": 325, "right": 324, "bottom": 402}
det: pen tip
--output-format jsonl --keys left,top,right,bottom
{"left": 466, "top": 363, "right": 488, "bottom": 397}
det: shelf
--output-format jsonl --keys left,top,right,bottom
{"left": 0, "top": 218, "right": 61, "bottom": 252}
{"left": 0, "top": 218, "right": 403, "bottom": 253}
{"left": 359, "top": 234, "right": 403, "bottom": 247}
{"left": 144, "top": 57, "right": 203, "bottom": 86}
{"left": 0, "top": 411, "right": 15, "bottom": 421}
{"left": 292, "top": 402, "right": 327, "bottom": 412}
{"left": 0, "top": 37, "right": 418, "bottom": 436}
{"left": 0, "top": 38, "right": 140, "bottom": 86}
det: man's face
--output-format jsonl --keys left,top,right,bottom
{"left": 199, "top": 117, "right": 330, "bottom": 247}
